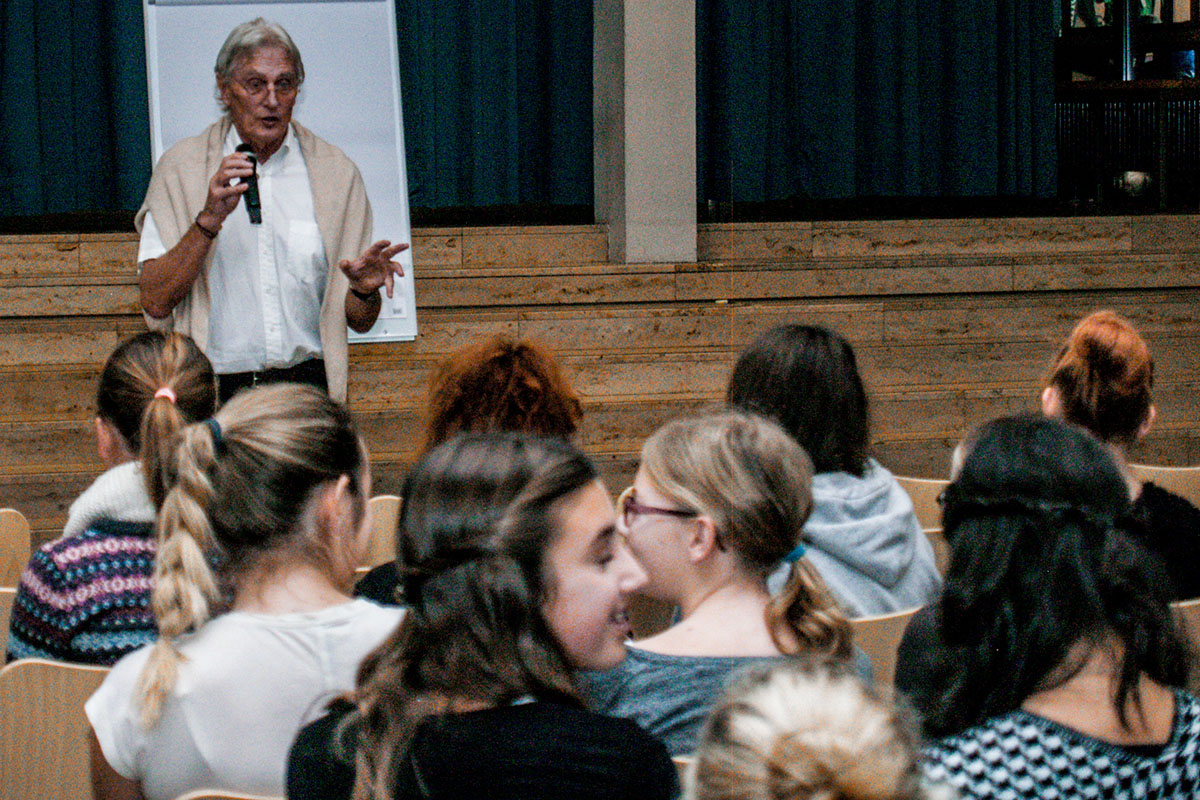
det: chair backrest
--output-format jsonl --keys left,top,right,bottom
{"left": 849, "top": 606, "right": 921, "bottom": 687}
{"left": 0, "top": 587, "right": 15, "bottom": 658}
{"left": 364, "top": 495, "right": 400, "bottom": 569}
{"left": 1172, "top": 597, "right": 1200, "bottom": 695}
{"left": 1130, "top": 464, "right": 1200, "bottom": 509}
{"left": 0, "top": 507, "right": 32, "bottom": 587}
{"left": 174, "top": 791, "right": 286, "bottom": 800}
{"left": 672, "top": 755, "right": 695, "bottom": 789}
{"left": 924, "top": 527, "right": 951, "bottom": 575}
{"left": 0, "top": 658, "right": 110, "bottom": 800}
{"left": 894, "top": 476, "right": 948, "bottom": 532}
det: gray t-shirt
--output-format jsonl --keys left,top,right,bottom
{"left": 578, "top": 646, "right": 872, "bottom": 755}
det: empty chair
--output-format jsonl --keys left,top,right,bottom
{"left": 894, "top": 476, "right": 948, "bottom": 532}
{"left": 1130, "top": 464, "right": 1200, "bottom": 511}
{"left": 0, "top": 587, "right": 15, "bottom": 657}
{"left": 0, "top": 658, "right": 109, "bottom": 800}
{"left": 364, "top": 494, "right": 400, "bottom": 568}
{"left": 1171, "top": 597, "right": 1200, "bottom": 694}
{"left": 849, "top": 606, "right": 921, "bottom": 687}
{"left": 0, "top": 508, "right": 31, "bottom": 588}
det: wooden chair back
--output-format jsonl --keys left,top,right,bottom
{"left": 849, "top": 606, "right": 921, "bottom": 687}
{"left": 672, "top": 755, "right": 695, "bottom": 789}
{"left": 0, "top": 587, "right": 15, "bottom": 657}
{"left": 1130, "top": 463, "right": 1200, "bottom": 509}
{"left": 1172, "top": 597, "right": 1200, "bottom": 695}
{"left": 364, "top": 495, "right": 401, "bottom": 569}
{"left": 924, "top": 527, "right": 951, "bottom": 575}
{"left": 0, "top": 507, "right": 32, "bottom": 587}
{"left": 894, "top": 476, "right": 948, "bottom": 532}
{"left": 0, "top": 658, "right": 109, "bottom": 800}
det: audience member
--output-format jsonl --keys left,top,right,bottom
{"left": 580, "top": 410, "right": 866, "bottom": 755}
{"left": 689, "top": 658, "right": 945, "bottom": 800}
{"left": 86, "top": 384, "right": 401, "bottom": 800}
{"left": 287, "top": 433, "right": 677, "bottom": 800}
{"left": 355, "top": 334, "right": 583, "bottom": 604}
{"left": 894, "top": 414, "right": 1199, "bottom": 799}
{"left": 6, "top": 331, "right": 215, "bottom": 665}
{"left": 1043, "top": 309, "right": 1200, "bottom": 599}
{"left": 727, "top": 324, "right": 940, "bottom": 617}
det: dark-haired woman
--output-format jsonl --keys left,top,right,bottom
{"left": 727, "top": 324, "right": 940, "bottom": 617}
{"left": 286, "top": 433, "right": 677, "bottom": 800}
{"left": 894, "top": 414, "right": 1199, "bottom": 799}
{"left": 7, "top": 331, "right": 216, "bottom": 664}
{"left": 1043, "top": 309, "right": 1200, "bottom": 600}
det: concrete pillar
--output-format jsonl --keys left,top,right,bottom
{"left": 594, "top": 0, "right": 696, "bottom": 263}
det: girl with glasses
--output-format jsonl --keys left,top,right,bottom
{"left": 580, "top": 409, "right": 866, "bottom": 756}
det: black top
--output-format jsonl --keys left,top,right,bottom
{"left": 287, "top": 698, "right": 679, "bottom": 800}
{"left": 1130, "top": 482, "right": 1200, "bottom": 601}
{"left": 354, "top": 562, "right": 401, "bottom": 606}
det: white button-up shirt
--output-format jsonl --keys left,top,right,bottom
{"left": 139, "top": 125, "right": 329, "bottom": 374}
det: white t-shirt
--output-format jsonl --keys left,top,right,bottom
{"left": 138, "top": 124, "right": 329, "bottom": 374}
{"left": 86, "top": 599, "right": 402, "bottom": 800}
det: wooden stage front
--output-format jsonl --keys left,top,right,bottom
{"left": 5, "top": 216, "right": 1200, "bottom": 546}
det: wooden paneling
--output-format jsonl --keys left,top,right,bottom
{"left": 6, "top": 216, "right": 1200, "bottom": 547}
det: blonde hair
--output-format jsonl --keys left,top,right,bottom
{"left": 641, "top": 410, "right": 851, "bottom": 657}
{"left": 137, "top": 384, "right": 365, "bottom": 725}
{"left": 691, "top": 659, "right": 937, "bottom": 800}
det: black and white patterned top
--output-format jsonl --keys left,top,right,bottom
{"left": 923, "top": 690, "right": 1200, "bottom": 799}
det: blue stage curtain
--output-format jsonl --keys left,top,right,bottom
{"left": 0, "top": 0, "right": 593, "bottom": 217}
{"left": 697, "top": 0, "right": 1057, "bottom": 203}
{"left": 0, "top": 0, "right": 151, "bottom": 216}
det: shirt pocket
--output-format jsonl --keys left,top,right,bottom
{"left": 285, "top": 221, "right": 329, "bottom": 302}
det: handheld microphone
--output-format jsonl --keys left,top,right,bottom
{"left": 235, "top": 143, "right": 262, "bottom": 225}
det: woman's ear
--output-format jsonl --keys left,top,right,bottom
{"left": 1041, "top": 385, "right": 1063, "bottom": 418}
{"left": 319, "top": 475, "right": 367, "bottom": 573}
{"left": 1138, "top": 404, "right": 1157, "bottom": 441}
{"left": 685, "top": 516, "right": 722, "bottom": 563}
{"left": 95, "top": 418, "right": 134, "bottom": 468}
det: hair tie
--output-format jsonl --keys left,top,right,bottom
{"left": 203, "top": 418, "right": 224, "bottom": 454}
{"left": 154, "top": 386, "right": 177, "bottom": 404}
{"left": 782, "top": 542, "right": 807, "bottom": 563}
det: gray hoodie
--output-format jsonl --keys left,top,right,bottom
{"left": 770, "top": 458, "right": 942, "bottom": 618}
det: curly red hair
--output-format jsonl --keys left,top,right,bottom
{"left": 422, "top": 336, "right": 583, "bottom": 453}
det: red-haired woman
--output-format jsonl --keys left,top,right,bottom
{"left": 1042, "top": 309, "right": 1200, "bottom": 599}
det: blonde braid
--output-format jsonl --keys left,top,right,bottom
{"left": 767, "top": 559, "right": 852, "bottom": 658}
{"left": 137, "top": 420, "right": 222, "bottom": 726}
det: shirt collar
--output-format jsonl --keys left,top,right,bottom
{"left": 223, "top": 123, "right": 294, "bottom": 164}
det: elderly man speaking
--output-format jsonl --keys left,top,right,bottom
{"left": 136, "top": 18, "right": 406, "bottom": 403}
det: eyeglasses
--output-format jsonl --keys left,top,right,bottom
{"left": 234, "top": 76, "right": 299, "bottom": 100}
{"left": 616, "top": 486, "right": 698, "bottom": 530}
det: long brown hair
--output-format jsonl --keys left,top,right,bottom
{"left": 96, "top": 331, "right": 216, "bottom": 506}
{"left": 1045, "top": 309, "right": 1154, "bottom": 445}
{"left": 640, "top": 410, "right": 851, "bottom": 657}
{"left": 351, "top": 433, "right": 598, "bottom": 800}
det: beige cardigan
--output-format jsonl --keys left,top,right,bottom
{"left": 136, "top": 117, "right": 373, "bottom": 401}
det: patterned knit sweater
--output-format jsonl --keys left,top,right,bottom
{"left": 923, "top": 689, "right": 1200, "bottom": 799}
{"left": 6, "top": 462, "right": 158, "bottom": 665}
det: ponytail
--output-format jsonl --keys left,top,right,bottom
{"left": 138, "top": 421, "right": 222, "bottom": 725}
{"left": 766, "top": 558, "right": 852, "bottom": 658}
